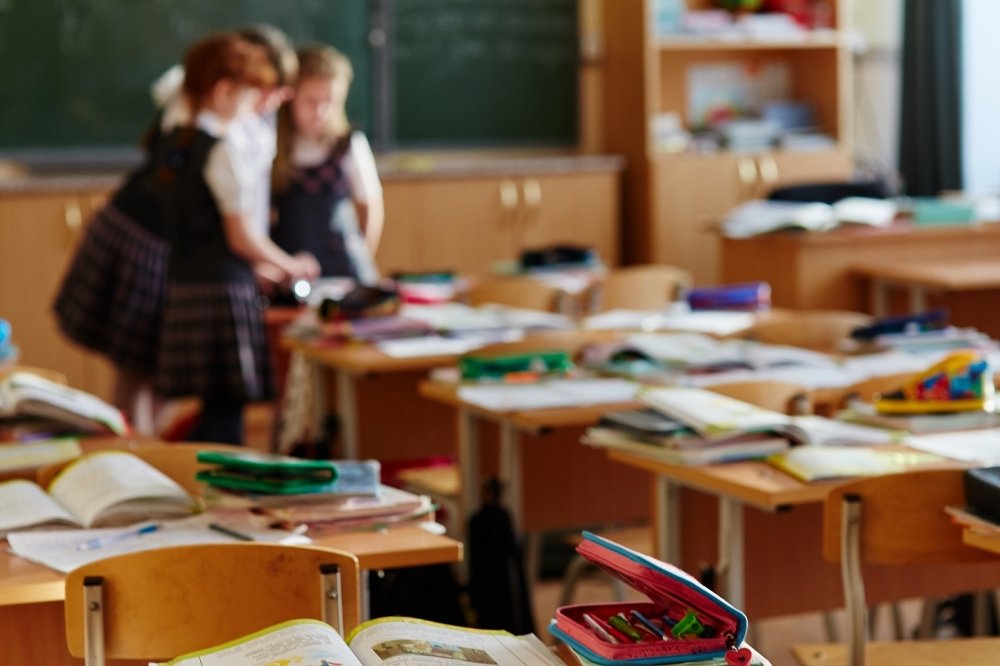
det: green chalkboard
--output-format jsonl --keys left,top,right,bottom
{"left": 0, "top": 0, "right": 371, "bottom": 152}
{"left": 390, "top": 0, "right": 578, "bottom": 147}
{"left": 0, "top": 0, "right": 579, "bottom": 153}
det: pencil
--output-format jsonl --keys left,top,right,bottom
{"left": 209, "top": 522, "right": 254, "bottom": 541}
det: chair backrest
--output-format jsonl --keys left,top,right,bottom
{"left": 65, "top": 543, "right": 360, "bottom": 665}
{"left": 465, "top": 276, "right": 566, "bottom": 313}
{"left": 705, "top": 380, "right": 814, "bottom": 414}
{"left": 746, "top": 309, "right": 873, "bottom": 352}
{"left": 590, "top": 264, "right": 693, "bottom": 313}
{"left": 821, "top": 469, "right": 994, "bottom": 665}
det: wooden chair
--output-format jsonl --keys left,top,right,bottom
{"left": 65, "top": 543, "right": 360, "bottom": 665}
{"left": 745, "top": 309, "right": 874, "bottom": 353}
{"left": 705, "top": 379, "right": 814, "bottom": 415}
{"left": 792, "top": 469, "right": 1000, "bottom": 666}
{"left": 588, "top": 264, "right": 693, "bottom": 313}
{"left": 465, "top": 275, "right": 567, "bottom": 313}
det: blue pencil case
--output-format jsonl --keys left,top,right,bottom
{"left": 549, "top": 531, "right": 750, "bottom": 665}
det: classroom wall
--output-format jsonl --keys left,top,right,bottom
{"left": 963, "top": 0, "right": 1000, "bottom": 195}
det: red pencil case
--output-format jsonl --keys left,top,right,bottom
{"left": 549, "top": 532, "right": 750, "bottom": 665}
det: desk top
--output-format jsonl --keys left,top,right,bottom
{"left": 0, "top": 524, "right": 462, "bottom": 607}
{"left": 853, "top": 259, "right": 1000, "bottom": 292}
{"left": 722, "top": 220, "right": 1000, "bottom": 247}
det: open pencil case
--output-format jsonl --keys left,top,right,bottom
{"left": 549, "top": 531, "right": 749, "bottom": 665}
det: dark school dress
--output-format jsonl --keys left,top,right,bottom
{"left": 154, "top": 127, "right": 270, "bottom": 403}
{"left": 52, "top": 144, "right": 171, "bottom": 377}
{"left": 271, "top": 133, "right": 378, "bottom": 285}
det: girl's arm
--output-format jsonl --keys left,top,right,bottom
{"left": 345, "top": 133, "right": 385, "bottom": 254}
{"left": 206, "top": 139, "right": 320, "bottom": 281}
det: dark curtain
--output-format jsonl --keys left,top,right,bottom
{"left": 899, "top": 0, "right": 963, "bottom": 196}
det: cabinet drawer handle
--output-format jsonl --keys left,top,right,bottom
{"left": 757, "top": 155, "right": 779, "bottom": 185}
{"left": 64, "top": 200, "right": 83, "bottom": 245}
{"left": 499, "top": 179, "right": 519, "bottom": 211}
{"left": 521, "top": 178, "right": 542, "bottom": 211}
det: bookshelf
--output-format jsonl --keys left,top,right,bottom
{"left": 599, "top": 0, "right": 854, "bottom": 283}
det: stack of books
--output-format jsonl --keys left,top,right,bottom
{"left": 197, "top": 451, "right": 435, "bottom": 533}
{"left": 585, "top": 387, "right": 897, "bottom": 467}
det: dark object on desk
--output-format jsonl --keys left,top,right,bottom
{"left": 521, "top": 244, "right": 599, "bottom": 270}
{"left": 850, "top": 309, "right": 950, "bottom": 341}
{"left": 767, "top": 180, "right": 890, "bottom": 204}
{"left": 317, "top": 285, "right": 400, "bottom": 321}
{"left": 686, "top": 281, "right": 771, "bottom": 311}
{"left": 964, "top": 467, "right": 1000, "bottom": 525}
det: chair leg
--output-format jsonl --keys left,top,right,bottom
{"left": 559, "top": 555, "right": 594, "bottom": 606}
{"left": 917, "top": 597, "right": 938, "bottom": 639}
{"left": 890, "top": 602, "right": 905, "bottom": 640}
{"left": 822, "top": 610, "right": 840, "bottom": 642}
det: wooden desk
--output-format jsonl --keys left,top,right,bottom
{"left": 604, "top": 448, "right": 1000, "bottom": 620}
{"left": 854, "top": 259, "right": 1000, "bottom": 317}
{"left": 721, "top": 221, "right": 1000, "bottom": 336}
{"left": 0, "top": 525, "right": 462, "bottom": 665}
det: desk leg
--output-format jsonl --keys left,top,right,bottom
{"left": 335, "top": 368, "right": 358, "bottom": 459}
{"left": 654, "top": 476, "right": 681, "bottom": 564}
{"left": 718, "top": 497, "right": 745, "bottom": 610}
{"left": 870, "top": 278, "right": 889, "bottom": 317}
{"left": 361, "top": 569, "right": 370, "bottom": 621}
{"left": 458, "top": 409, "right": 480, "bottom": 539}
{"left": 498, "top": 423, "right": 522, "bottom": 535}
{"left": 908, "top": 285, "right": 928, "bottom": 314}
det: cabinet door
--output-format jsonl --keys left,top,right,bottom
{"left": 378, "top": 180, "right": 422, "bottom": 274}
{"left": 520, "top": 171, "right": 621, "bottom": 266}
{"left": 651, "top": 154, "right": 744, "bottom": 285}
{"left": 758, "top": 149, "right": 854, "bottom": 196}
{"left": 414, "top": 177, "right": 519, "bottom": 276}
{"left": 0, "top": 191, "right": 113, "bottom": 398}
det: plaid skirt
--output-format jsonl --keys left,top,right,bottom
{"left": 52, "top": 204, "right": 168, "bottom": 376}
{"left": 156, "top": 280, "right": 271, "bottom": 402}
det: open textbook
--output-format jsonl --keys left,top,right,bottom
{"left": 0, "top": 371, "right": 127, "bottom": 435}
{"left": 0, "top": 450, "right": 195, "bottom": 535}
{"left": 156, "top": 616, "right": 563, "bottom": 666}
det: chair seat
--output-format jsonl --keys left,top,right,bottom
{"left": 793, "top": 637, "right": 1000, "bottom": 666}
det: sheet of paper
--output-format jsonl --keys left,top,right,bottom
{"left": 905, "top": 428, "right": 1000, "bottom": 464}
{"left": 7, "top": 513, "right": 311, "bottom": 574}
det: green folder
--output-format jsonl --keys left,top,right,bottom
{"left": 196, "top": 450, "right": 338, "bottom": 495}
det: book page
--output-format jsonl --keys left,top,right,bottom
{"left": 0, "top": 479, "right": 78, "bottom": 535}
{"left": 160, "top": 618, "right": 361, "bottom": 666}
{"left": 48, "top": 451, "right": 194, "bottom": 527}
{"left": 347, "top": 617, "right": 563, "bottom": 666}
{"left": 641, "top": 387, "right": 789, "bottom": 436}
{"left": 0, "top": 437, "right": 82, "bottom": 473}
{"left": 2, "top": 372, "right": 127, "bottom": 435}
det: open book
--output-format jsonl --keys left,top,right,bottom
{"left": 639, "top": 387, "right": 899, "bottom": 446}
{"left": 157, "top": 616, "right": 563, "bottom": 666}
{"left": 0, "top": 371, "right": 127, "bottom": 435}
{"left": 0, "top": 450, "right": 195, "bottom": 535}
{"left": 722, "top": 197, "right": 896, "bottom": 238}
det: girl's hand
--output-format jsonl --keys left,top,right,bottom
{"left": 254, "top": 262, "right": 284, "bottom": 295}
{"left": 291, "top": 252, "right": 321, "bottom": 282}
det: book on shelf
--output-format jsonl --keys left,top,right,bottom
{"left": 0, "top": 371, "right": 127, "bottom": 436}
{"left": 155, "top": 616, "right": 563, "bottom": 666}
{"left": 766, "top": 446, "right": 941, "bottom": 483}
{"left": 0, "top": 450, "right": 196, "bottom": 535}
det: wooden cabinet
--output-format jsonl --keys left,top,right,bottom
{"left": 378, "top": 168, "right": 621, "bottom": 277}
{"left": 0, "top": 188, "right": 114, "bottom": 399}
{"left": 600, "top": 0, "right": 854, "bottom": 283}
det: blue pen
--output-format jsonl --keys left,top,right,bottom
{"left": 630, "top": 609, "right": 668, "bottom": 640}
{"left": 77, "top": 523, "right": 161, "bottom": 551}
